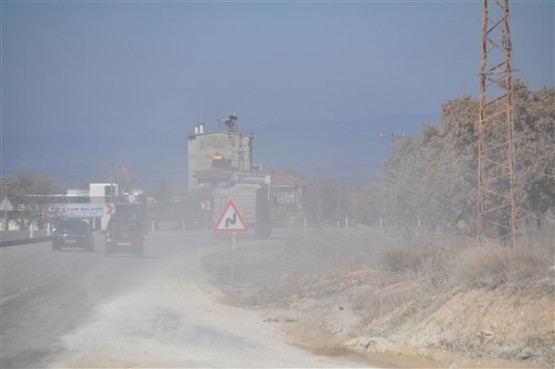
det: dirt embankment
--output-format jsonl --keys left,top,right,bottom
{"left": 203, "top": 227, "right": 555, "bottom": 368}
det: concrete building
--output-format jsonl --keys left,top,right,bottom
{"left": 186, "top": 120, "right": 307, "bottom": 229}
{"left": 88, "top": 183, "right": 118, "bottom": 203}
{"left": 187, "top": 123, "right": 254, "bottom": 190}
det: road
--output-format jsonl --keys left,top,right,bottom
{"left": 1, "top": 230, "right": 369, "bottom": 368}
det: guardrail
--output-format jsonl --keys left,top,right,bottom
{"left": 0, "top": 230, "right": 51, "bottom": 247}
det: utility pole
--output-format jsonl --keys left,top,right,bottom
{"left": 380, "top": 133, "right": 406, "bottom": 153}
{"left": 316, "top": 167, "right": 321, "bottom": 224}
{"left": 336, "top": 180, "right": 342, "bottom": 226}
{"left": 110, "top": 161, "right": 115, "bottom": 203}
{"left": 477, "top": 0, "right": 518, "bottom": 246}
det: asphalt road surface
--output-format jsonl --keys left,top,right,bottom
{"left": 1, "top": 230, "right": 369, "bottom": 368}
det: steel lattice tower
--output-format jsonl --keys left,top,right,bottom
{"left": 477, "top": 0, "right": 518, "bottom": 246}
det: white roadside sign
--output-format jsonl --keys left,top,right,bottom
{"left": 201, "top": 201, "right": 211, "bottom": 211}
{"left": 43, "top": 204, "right": 115, "bottom": 218}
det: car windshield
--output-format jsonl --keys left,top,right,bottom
{"left": 56, "top": 220, "right": 87, "bottom": 233}
{"left": 108, "top": 220, "right": 139, "bottom": 232}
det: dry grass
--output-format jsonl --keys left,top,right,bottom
{"left": 205, "top": 227, "right": 555, "bottom": 367}
{"left": 378, "top": 229, "right": 554, "bottom": 291}
{"left": 451, "top": 244, "right": 554, "bottom": 289}
{"left": 382, "top": 249, "right": 422, "bottom": 272}
{"left": 360, "top": 232, "right": 554, "bottom": 367}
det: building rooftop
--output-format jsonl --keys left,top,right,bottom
{"left": 258, "top": 170, "right": 306, "bottom": 187}
{"left": 194, "top": 168, "right": 306, "bottom": 187}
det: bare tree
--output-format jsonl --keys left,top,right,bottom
{"left": 0, "top": 175, "right": 60, "bottom": 229}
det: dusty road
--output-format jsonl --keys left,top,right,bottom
{"left": 1, "top": 230, "right": 370, "bottom": 368}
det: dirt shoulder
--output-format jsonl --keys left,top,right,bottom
{"left": 202, "top": 227, "right": 555, "bottom": 369}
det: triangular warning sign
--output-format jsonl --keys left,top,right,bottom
{"left": 212, "top": 200, "right": 249, "bottom": 232}
{"left": 0, "top": 197, "right": 14, "bottom": 212}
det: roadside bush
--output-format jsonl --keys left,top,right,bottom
{"left": 380, "top": 246, "right": 450, "bottom": 294}
{"left": 381, "top": 248, "right": 431, "bottom": 272}
{"left": 382, "top": 249, "right": 419, "bottom": 272}
{"left": 417, "top": 252, "right": 450, "bottom": 291}
{"left": 452, "top": 245, "right": 553, "bottom": 289}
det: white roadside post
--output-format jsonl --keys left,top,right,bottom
{"left": 265, "top": 175, "right": 271, "bottom": 201}
{"left": 201, "top": 201, "right": 211, "bottom": 230}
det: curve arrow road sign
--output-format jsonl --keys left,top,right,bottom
{"left": 105, "top": 203, "right": 115, "bottom": 215}
{"left": 212, "top": 200, "right": 249, "bottom": 232}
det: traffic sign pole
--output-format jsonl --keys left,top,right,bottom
{"left": 211, "top": 200, "right": 248, "bottom": 285}
{"left": 205, "top": 210, "right": 208, "bottom": 230}
{"left": 229, "top": 232, "right": 236, "bottom": 285}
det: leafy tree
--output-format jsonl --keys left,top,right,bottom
{"left": 362, "top": 82, "right": 554, "bottom": 233}
{"left": 376, "top": 95, "right": 480, "bottom": 230}
{"left": 512, "top": 83, "right": 555, "bottom": 224}
{"left": 425, "top": 96, "right": 479, "bottom": 228}
{"left": 379, "top": 137, "right": 425, "bottom": 226}
{"left": 148, "top": 180, "right": 179, "bottom": 221}
{"left": 339, "top": 183, "right": 375, "bottom": 226}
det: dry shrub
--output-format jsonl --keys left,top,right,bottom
{"left": 381, "top": 246, "right": 442, "bottom": 271}
{"left": 417, "top": 252, "right": 449, "bottom": 291}
{"left": 452, "top": 245, "right": 553, "bottom": 289}
{"left": 382, "top": 248, "right": 424, "bottom": 272}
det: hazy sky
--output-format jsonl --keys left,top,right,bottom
{"left": 2, "top": 1, "right": 553, "bottom": 189}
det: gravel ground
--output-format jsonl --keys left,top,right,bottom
{"left": 202, "top": 227, "right": 554, "bottom": 369}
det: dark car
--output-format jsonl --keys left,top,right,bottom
{"left": 104, "top": 218, "right": 146, "bottom": 257}
{"left": 52, "top": 219, "right": 94, "bottom": 251}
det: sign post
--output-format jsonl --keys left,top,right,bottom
{"left": 230, "top": 232, "right": 236, "bottom": 284}
{"left": 201, "top": 201, "right": 211, "bottom": 230}
{"left": 212, "top": 200, "right": 249, "bottom": 285}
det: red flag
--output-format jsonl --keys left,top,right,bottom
{"left": 121, "top": 165, "right": 131, "bottom": 181}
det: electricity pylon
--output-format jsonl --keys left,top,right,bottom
{"left": 477, "top": 0, "right": 518, "bottom": 246}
